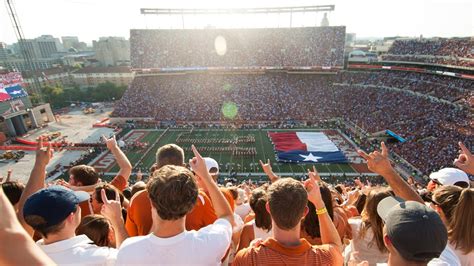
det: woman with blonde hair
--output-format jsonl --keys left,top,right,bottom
{"left": 433, "top": 185, "right": 474, "bottom": 265}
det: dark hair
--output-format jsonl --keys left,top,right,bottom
{"left": 122, "top": 189, "right": 132, "bottom": 200}
{"left": 76, "top": 215, "right": 111, "bottom": 247}
{"left": 2, "top": 181, "right": 25, "bottom": 205}
{"left": 303, "top": 183, "right": 334, "bottom": 238}
{"left": 355, "top": 193, "right": 367, "bottom": 214}
{"left": 267, "top": 178, "right": 307, "bottom": 230}
{"left": 147, "top": 165, "right": 198, "bottom": 220}
{"left": 334, "top": 184, "right": 344, "bottom": 195}
{"left": 156, "top": 144, "right": 184, "bottom": 168}
{"left": 69, "top": 165, "right": 99, "bottom": 186}
{"left": 249, "top": 188, "right": 271, "bottom": 231}
{"left": 433, "top": 186, "right": 474, "bottom": 254}
{"left": 24, "top": 211, "right": 71, "bottom": 238}
{"left": 94, "top": 184, "right": 124, "bottom": 205}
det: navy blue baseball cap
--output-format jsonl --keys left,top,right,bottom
{"left": 23, "top": 186, "right": 90, "bottom": 227}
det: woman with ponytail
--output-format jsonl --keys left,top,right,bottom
{"left": 433, "top": 185, "right": 474, "bottom": 265}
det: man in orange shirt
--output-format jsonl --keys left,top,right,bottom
{"left": 233, "top": 173, "right": 343, "bottom": 265}
{"left": 190, "top": 156, "right": 235, "bottom": 211}
{"left": 126, "top": 144, "right": 222, "bottom": 236}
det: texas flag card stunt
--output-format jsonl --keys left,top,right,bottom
{"left": 268, "top": 132, "right": 348, "bottom": 163}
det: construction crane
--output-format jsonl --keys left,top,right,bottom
{"left": 5, "top": 0, "right": 44, "bottom": 103}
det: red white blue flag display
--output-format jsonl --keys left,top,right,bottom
{"left": 268, "top": 132, "right": 347, "bottom": 163}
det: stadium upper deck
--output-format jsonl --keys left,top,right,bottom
{"left": 130, "top": 26, "right": 346, "bottom": 69}
{"left": 382, "top": 38, "right": 474, "bottom": 68}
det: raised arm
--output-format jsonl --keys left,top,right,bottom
{"left": 104, "top": 135, "right": 132, "bottom": 181}
{"left": 100, "top": 189, "right": 128, "bottom": 247}
{"left": 357, "top": 142, "right": 423, "bottom": 203}
{"left": 190, "top": 145, "right": 234, "bottom": 225}
{"left": 306, "top": 170, "right": 343, "bottom": 265}
{"left": 259, "top": 159, "right": 279, "bottom": 183}
{"left": 17, "top": 139, "right": 53, "bottom": 236}
{"left": 0, "top": 187, "right": 55, "bottom": 265}
{"left": 454, "top": 142, "right": 474, "bottom": 175}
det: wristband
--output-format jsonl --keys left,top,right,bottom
{"left": 316, "top": 207, "right": 328, "bottom": 215}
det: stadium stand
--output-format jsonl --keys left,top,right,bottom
{"left": 112, "top": 71, "right": 472, "bottom": 176}
{"left": 382, "top": 38, "right": 474, "bottom": 67}
{"left": 130, "top": 27, "right": 346, "bottom": 68}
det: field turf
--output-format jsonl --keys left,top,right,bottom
{"left": 105, "top": 128, "right": 356, "bottom": 175}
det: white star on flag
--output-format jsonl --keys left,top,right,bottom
{"left": 299, "top": 153, "right": 323, "bottom": 162}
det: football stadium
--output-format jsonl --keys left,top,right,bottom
{"left": 0, "top": 1, "right": 473, "bottom": 265}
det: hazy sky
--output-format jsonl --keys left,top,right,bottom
{"left": 1, "top": 0, "right": 472, "bottom": 44}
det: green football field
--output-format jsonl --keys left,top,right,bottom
{"left": 103, "top": 128, "right": 356, "bottom": 176}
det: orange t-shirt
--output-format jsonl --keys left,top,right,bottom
{"left": 233, "top": 238, "right": 336, "bottom": 265}
{"left": 79, "top": 175, "right": 127, "bottom": 218}
{"left": 125, "top": 189, "right": 218, "bottom": 236}
{"left": 219, "top": 188, "right": 236, "bottom": 212}
{"left": 125, "top": 190, "right": 152, "bottom": 236}
{"left": 185, "top": 192, "right": 217, "bottom": 231}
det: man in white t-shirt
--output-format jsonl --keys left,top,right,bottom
{"left": 23, "top": 186, "right": 117, "bottom": 266}
{"left": 116, "top": 145, "right": 234, "bottom": 265}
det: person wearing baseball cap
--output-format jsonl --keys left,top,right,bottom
{"left": 429, "top": 168, "right": 470, "bottom": 188}
{"left": 358, "top": 142, "right": 461, "bottom": 266}
{"left": 191, "top": 156, "right": 235, "bottom": 210}
{"left": 376, "top": 196, "right": 462, "bottom": 266}
{"left": 23, "top": 186, "right": 117, "bottom": 265}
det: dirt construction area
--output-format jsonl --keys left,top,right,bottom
{"left": 0, "top": 109, "right": 114, "bottom": 183}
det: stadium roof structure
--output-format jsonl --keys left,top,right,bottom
{"left": 140, "top": 5, "right": 335, "bottom": 15}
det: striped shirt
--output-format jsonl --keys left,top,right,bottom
{"left": 234, "top": 237, "right": 338, "bottom": 266}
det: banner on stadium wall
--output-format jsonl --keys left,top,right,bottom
{"left": 269, "top": 132, "right": 348, "bottom": 163}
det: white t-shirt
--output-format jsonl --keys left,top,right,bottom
{"left": 347, "top": 218, "right": 388, "bottom": 266}
{"left": 429, "top": 244, "right": 461, "bottom": 266}
{"left": 235, "top": 203, "right": 251, "bottom": 220}
{"left": 36, "top": 235, "right": 117, "bottom": 266}
{"left": 375, "top": 245, "right": 461, "bottom": 266}
{"left": 449, "top": 243, "right": 472, "bottom": 266}
{"left": 116, "top": 218, "right": 232, "bottom": 265}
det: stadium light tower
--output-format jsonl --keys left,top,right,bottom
{"left": 5, "top": 0, "right": 44, "bottom": 103}
{"left": 140, "top": 5, "right": 335, "bottom": 28}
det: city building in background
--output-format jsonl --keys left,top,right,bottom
{"left": 72, "top": 66, "right": 133, "bottom": 87}
{"left": 61, "top": 36, "right": 88, "bottom": 51}
{"left": 92, "top": 37, "right": 130, "bottom": 66}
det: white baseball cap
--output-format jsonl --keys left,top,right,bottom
{"left": 204, "top": 157, "right": 219, "bottom": 175}
{"left": 191, "top": 157, "right": 219, "bottom": 175}
{"left": 429, "top": 168, "right": 470, "bottom": 188}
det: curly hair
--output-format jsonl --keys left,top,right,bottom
{"left": 147, "top": 165, "right": 198, "bottom": 220}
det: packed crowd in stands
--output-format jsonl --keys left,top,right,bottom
{"left": 1, "top": 132, "right": 473, "bottom": 265}
{"left": 388, "top": 38, "right": 473, "bottom": 58}
{"left": 383, "top": 38, "right": 473, "bottom": 67}
{"left": 130, "top": 27, "right": 346, "bottom": 68}
{"left": 112, "top": 72, "right": 472, "bottom": 175}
